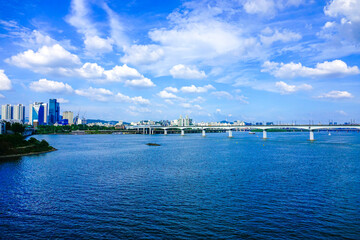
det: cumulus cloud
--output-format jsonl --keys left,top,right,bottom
{"left": 6, "top": 44, "right": 81, "bottom": 73}
{"left": 29, "top": 79, "right": 73, "bottom": 93}
{"left": 75, "top": 87, "right": 113, "bottom": 101}
{"left": 0, "top": 70, "right": 12, "bottom": 90}
{"left": 115, "top": 93, "right": 150, "bottom": 105}
{"left": 262, "top": 59, "right": 360, "bottom": 78}
{"left": 157, "top": 90, "right": 178, "bottom": 99}
{"left": 317, "top": 90, "right": 354, "bottom": 99}
{"left": 260, "top": 28, "right": 301, "bottom": 45}
{"left": 104, "top": 64, "right": 141, "bottom": 80}
{"left": 324, "top": 0, "right": 360, "bottom": 22}
{"left": 76, "top": 63, "right": 156, "bottom": 88}
{"left": 121, "top": 4, "right": 260, "bottom": 76}
{"left": 84, "top": 35, "right": 113, "bottom": 53}
{"left": 275, "top": 81, "right": 312, "bottom": 94}
{"left": 170, "top": 64, "right": 206, "bottom": 79}
{"left": 124, "top": 78, "right": 156, "bottom": 88}
{"left": 180, "top": 84, "right": 215, "bottom": 93}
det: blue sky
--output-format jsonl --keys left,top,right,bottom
{"left": 0, "top": 0, "right": 359, "bottom": 123}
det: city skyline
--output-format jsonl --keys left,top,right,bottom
{"left": 0, "top": 0, "right": 360, "bottom": 122}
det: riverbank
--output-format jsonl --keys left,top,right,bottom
{"left": 0, "top": 148, "right": 57, "bottom": 159}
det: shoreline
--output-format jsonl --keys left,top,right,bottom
{"left": 0, "top": 148, "right": 57, "bottom": 159}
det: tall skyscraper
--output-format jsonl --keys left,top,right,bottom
{"left": 29, "top": 102, "right": 48, "bottom": 125}
{"left": 1, "top": 104, "right": 13, "bottom": 120}
{"left": 62, "top": 111, "right": 74, "bottom": 125}
{"left": 13, "top": 104, "right": 25, "bottom": 123}
{"left": 49, "top": 99, "right": 60, "bottom": 125}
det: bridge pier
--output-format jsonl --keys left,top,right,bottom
{"left": 310, "top": 130, "right": 314, "bottom": 141}
{"left": 202, "top": 129, "right": 206, "bottom": 137}
{"left": 164, "top": 129, "right": 167, "bottom": 135}
{"left": 228, "top": 129, "right": 233, "bottom": 138}
{"left": 181, "top": 129, "right": 185, "bottom": 136}
{"left": 263, "top": 130, "right": 267, "bottom": 139}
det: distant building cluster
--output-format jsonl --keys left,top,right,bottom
{"left": 1, "top": 99, "right": 86, "bottom": 127}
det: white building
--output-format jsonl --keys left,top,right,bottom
{"left": 13, "top": 104, "right": 25, "bottom": 123}
{"left": 1, "top": 104, "right": 13, "bottom": 120}
{"left": 178, "top": 115, "right": 192, "bottom": 126}
{"left": 29, "top": 102, "right": 48, "bottom": 125}
{"left": 63, "top": 111, "right": 74, "bottom": 125}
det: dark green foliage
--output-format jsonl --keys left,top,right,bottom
{"left": 0, "top": 134, "right": 54, "bottom": 156}
{"left": 11, "top": 123, "right": 25, "bottom": 134}
{"left": 36, "top": 124, "right": 115, "bottom": 134}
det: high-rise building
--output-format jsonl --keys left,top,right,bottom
{"left": 178, "top": 115, "right": 192, "bottom": 126}
{"left": 29, "top": 102, "right": 48, "bottom": 125}
{"left": 13, "top": 104, "right": 25, "bottom": 123}
{"left": 1, "top": 104, "right": 13, "bottom": 120}
{"left": 49, "top": 99, "right": 60, "bottom": 125}
{"left": 62, "top": 111, "right": 74, "bottom": 125}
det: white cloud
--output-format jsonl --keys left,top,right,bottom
{"left": 164, "top": 87, "right": 178, "bottom": 93}
{"left": 0, "top": 70, "right": 12, "bottom": 90}
{"left": 317, "top": 90, "right": 354, "bottom": 99}
{"left": 180, "top": 84, "right": 215, "bottom": 93}
{"left": 243, "top": 0, "right": 306, "bottom": 16}
{"left": 190, "top": 96, "right": 206, "bottom": 103}
{"left": 235, "top": 95, "right": 250, "bottom": 104}
{"left": 170, "top": 64, "right": 206, "bottom": 79}
{"left": 104, "top": 64, "right": 142, "bottom": 82}
{"left": 29, "top": 79, "right": 73, "bottom": 93}
{"left": 124, "top": 78, "right": 155, "bottom": 88}
{"left": 337, "top": 110, "right": 347, "bottom": 116}
{"left": 75, "top": 87, "right": 113, "bottom": 101}
{"left": 128, "top": 105, "right": 151, "bottom": 113}
{"left": 84, "top": 35, "right": 113, "bottom": 54}
{"left": 262, "top": 59, "right": 360, "bottom": 78}
{"left": 157, "top": 90, "right": 178, "bottom": 99}
{"left": 275, "top": 81, "right": 312, "bottom": 94}
{"left": 75, "top": 63, "right": 155, "bottom": 87}
{"left": 211, "top": 91, "right": 233, "bottom": 99}
{"left": 6, "top": 44, "right": 81, "bottom": 73}
{"left": 121, "top": 45, "right": 164, "bottom": 65}
{"left": 180, "top": 103, "right": 202, "bottom": 110}
{"left": 260, "top": 28, "right": 301, "bottom": 45}
{"left": 77, "top": 63, "right": 105, "bottom": 78}
{"left": 324, "top": 0, "right": 360, "bottom": 22}
{"left": 57, "top": 98, "right": 69, "bottom": 103}
{"left": 66, "top": 0, "right": 114, "bottom": 54}
{"left": 0, "top": 94, "right": 4, "bottom": 98}
{"left": 115, "top": 93, "right": 150, "bottom": 105}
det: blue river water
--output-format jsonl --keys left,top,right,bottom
{"left": 1, "top": 132, "right": 360, "bottom": 239}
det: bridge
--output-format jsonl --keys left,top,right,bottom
{"left": 127, "top": 125, "right": 360, "bottom": 141}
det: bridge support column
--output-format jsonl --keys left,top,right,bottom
{"left": 263, "top": 130, "right": 267, "bottom": 139}
{"left": 228, "top": 130, "right": 233, "bottom": 138}
{"left": 181, "top": 129, "right": 185, "bottom": 136}
{"left": 164, "top": 129, "right": 167, "bottom": 135}
{"left": 149, "top": 127, "right": 151, "bottom": 135}
{"left": 310, "top": 130, "right": 314, "bottom": 141}
{"left": 202, "top": 129, "right": 206, "bottom": 137}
